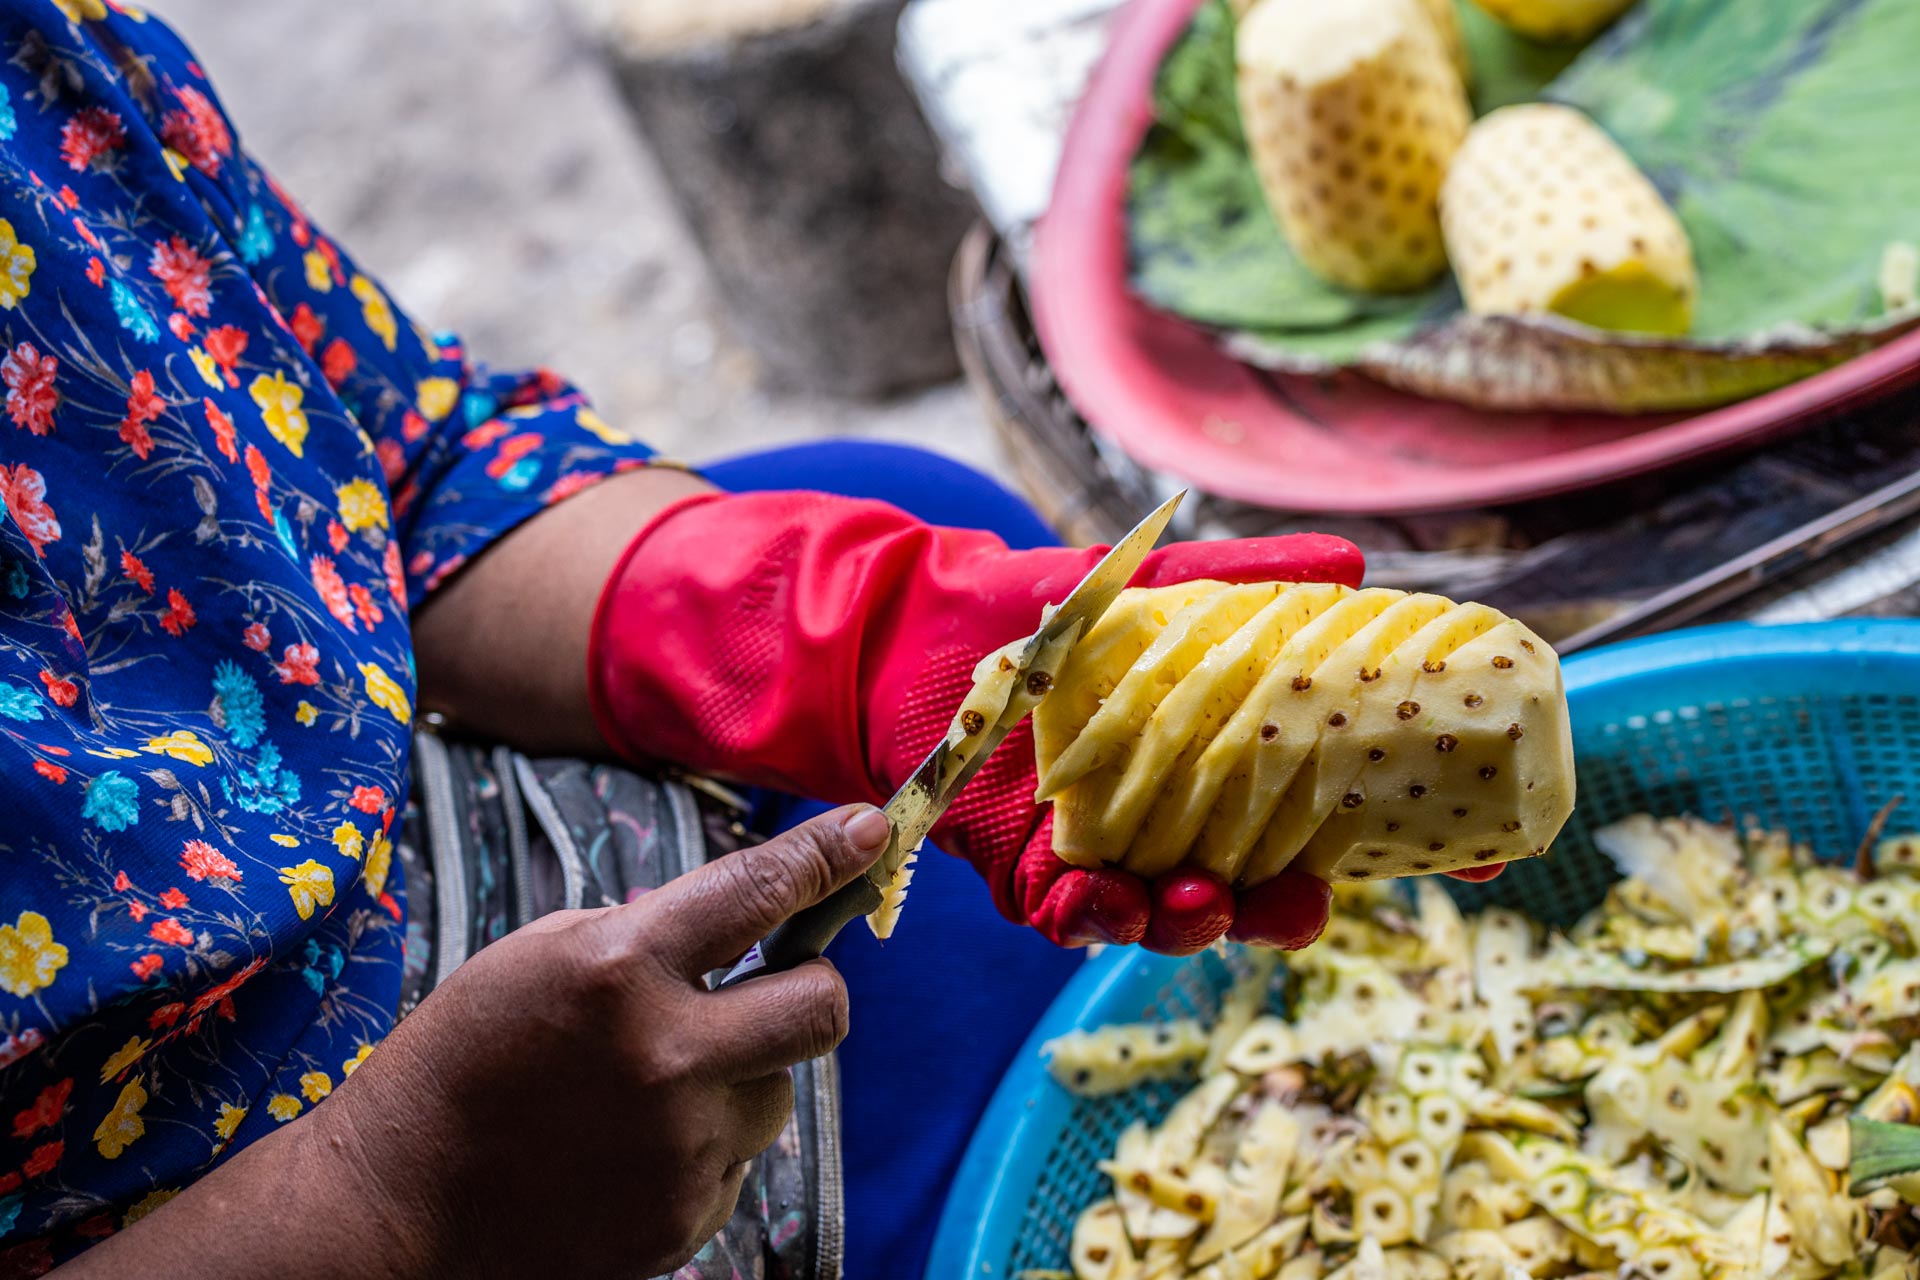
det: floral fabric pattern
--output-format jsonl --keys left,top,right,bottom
{"left": 0, "top": 2, "right": 654, "bottom": 1265}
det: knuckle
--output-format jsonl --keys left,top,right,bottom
{"left": 718, "top": 833, "right": 833, "bottom": 924}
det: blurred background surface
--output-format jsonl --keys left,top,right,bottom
{"left": 154, "top": 0, "right": 1007, "bottom": 478}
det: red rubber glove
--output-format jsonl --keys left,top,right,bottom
{"left": 589, "top": 491, "right": 1456, "bottom": 955}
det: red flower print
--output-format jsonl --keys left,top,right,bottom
{"left": 544, "top": 471, "right": 600, "bottom": 505}
{"left": 327, "top": 520, "right": 348, "bottom": 553}
{"left": 61, "top": 611, "right": 81, "bottom": 643}
{"left": 130, "top": 954, "right": 163, "bottom": 980}
{"left": 57, "top": 186, "right": 78, "bottom": 211}
{"left": 149, "top": 237, "right": 213, "bottom": 317}
{"left": 118, "top": 370, "right": 165, "bottom": 461}
{"left": 290, "top": 303, "right": 324, "bottom": 353}
{"left": 348, "top": 785, "right": 387, "bottom": 814}
{"left": 32, "top": 761, "right": 66, "bottom": 784}
{"left": 150, "top": 919, "right": 195, "bottom": 947}
{"left": 203, "top": 399, "right": 238, "bottom": 463}
{"left": 159, "top": 887, "right": 188, "bottom": 910}
{"left": 86, "top": 257, "right": 106, "bottom": 287}
{"left": 148, "top": 1003, "right": 184, "bottom": 1029}
{"left": 463, "top": 420, "right": 511, "bottom": 450}
{"left": 315, "top": 238, "right": 344, "bottom": 286}
{"left": 59, "top": 106, "right": 125, "bottom": 171}
{"left": 408, "top": 549, "right": 433, "bottom": 578}
{"left": 2, "top": 343, "right": 59, "bottom": 435}
{"left": 160, "top": 86, "right": 232, "bottom": 176}
{"left": 310, "top": 556, "right": 356, "bottom": 631}
{"left": 244, "top": 444, "right": 271, "bottom": 492}
{"left": 73, "top": 216, "right": 99, "bottom": 249}
{"left": 243, "top": 622, "right": 271, "bottom": 652}
{"left": 391, "top": 479, "right": 418, "bottom": 520}
{"left": 112, "top": 870, "right": 131, "bottom": 892}
{"left": 38, "top": 745, "right": 68, "bottom": 757}
{"left": 274, "top": 642, "right": 320, "bottom": 686}
{"left": 0, "top": 464, "right": 61, "bottom": 557}
{"left": 321, "top": 338, "right": 357, "bottom": 387}
{"left": 0, "top": 1171, "right": 18, "bottom": 1197}
{"left": 117, "top": 416, "right": 153, "bottom": 459}
{"left": 10, "top": 1079, "right": 71, "bottom": 1139}
{"left": 256, "top": 489, "right": 275, "bottom": 521}
{"left": 402, "top": 410, "right": 428, "bottom": 442}
{"left": 167, "top": 313, "right": 196, "bottom": 341}
{"left": 485, "top": 434, "right": 544, "bottom": 480}
{"left": 180, "top": 839, "right": 242, "bottom": 883}
{"left": 376, "top": 439, "right": 406, "bottom": 486}
{"left": 120, "top": 550, "right": 153, "bottom": 594}
{"left": 424, "top": 553, "right": 467, "bottom": 594}
{"left": 384, "top": 541, "right": 406, "bottom": 607}
{"left": 74, "top": 1214, "right": 114, "bottom": 1240}
{"left": 204, "top": 325, "right": 248, "bottom": 387}
{"left": 159, "top": 588, "right": 196, "bottom": 637}
{"left": 38, "top": 671, "right": 77, "bottom": 707}
{"left": 190, "top": 957, "right": 267, "bottom": 1021}
{"left": 22, "top": 1140, "right": 62, "bottom": 1179}
{"left": 348, "top": 583, "right": 383, "bottom": 629}
{"left": 127, "top": 902, "right": 147, "bottom": 922}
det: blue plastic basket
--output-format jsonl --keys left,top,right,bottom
{"left": 927, "top": 619, "right": 1920, "bottom": 1278}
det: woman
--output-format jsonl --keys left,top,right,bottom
{"left": 0, "top": 5, "right": 1480, "bottom": 1274}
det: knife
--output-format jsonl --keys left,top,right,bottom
{"left": 718, "top": 489, "right": 1187, "bottom": 988}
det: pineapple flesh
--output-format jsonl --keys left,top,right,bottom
{"left": 1465, "top": 0, "right": 1637, "bottom": 43}
{"left": 1236, "top": 0, "right": 1471, "bottom": 294}
{"left": 1439, "top": 103, "right": 1697, "bottom": 337}
{"left": 1034, "top": 582, "right": 1574, "bottom": 889}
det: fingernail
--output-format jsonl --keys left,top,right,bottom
{"left": 842, "top": 806, "right": 891, "bottom": 854}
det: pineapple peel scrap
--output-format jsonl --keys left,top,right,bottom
{"left": 1057, "top": 811, "right": 1920, "bottom": 1280}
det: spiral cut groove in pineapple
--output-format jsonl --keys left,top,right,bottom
{"left": 1034, "top": 582, "right": 1573, "bottom": 887}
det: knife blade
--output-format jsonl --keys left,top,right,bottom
{"left": 718, "top": 489, "right": 1187, "bottom": 987}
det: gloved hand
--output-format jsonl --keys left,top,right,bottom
{"left": 589, "top": 490, "right": 1490, "bottom": 955}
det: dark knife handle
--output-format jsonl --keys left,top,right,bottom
{"left": 717, "top": 875, "right": 884, "bottom": 988}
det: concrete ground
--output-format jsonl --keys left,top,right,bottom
{"left": 153, "top": 0, "right": 1008, "bottom": 479}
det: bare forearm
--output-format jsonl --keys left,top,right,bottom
{"left": 412, "top": 465, "right": 715, "bottom": 755}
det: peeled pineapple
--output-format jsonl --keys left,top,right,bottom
{"left": 1465, "top": 0, "right": 1636, "bottom": 42}
{"left": 1236, "top": 0, "right": 1471, "bottom": 293}
{"left": 1033, "top": 581, "right": 1573, "bottom": 889}
{"left": 1230, "top": 0, "right": 1471, "bottom": 85}
{"left": 1439, "top": 103, "right": 1697, "bottom": 336}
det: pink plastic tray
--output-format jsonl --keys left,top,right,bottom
{"left": 1028, "top": 0, "right": 1920, "bottom": 516}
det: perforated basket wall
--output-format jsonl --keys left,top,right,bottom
{"left": 927, "top": 620, "right": 1920, "bottom": 1279}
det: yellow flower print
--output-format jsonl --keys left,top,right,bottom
{"left": 99, "top": 1034, "right": 152, "bottom": 1084}
{"left": 87, "top": 746, "right": 141, "bottom": 759}
{"left": 270, "top": 833, "right": 299, "bottom": 848}
{"left": 576, "top": 408, "right": 634, "bottom": 446}
{"left": 143, "top": 730, "right": 213, "bottom": 766}
{"left": 278, "top": 859, "right": 335, "bottom": 921}
{"left": 335, "top": 478, "right": 390, "bottom": 534}
{"left": 299, "top": 1071, "right": 333, "bottom": 1103}
{"left": 250, "top": 372, "right": 309, "bottom": 458}
{"left": 302, "top": 249, "right": 333, "bottom": 293}
{"left": 212, "top": 1102, "right": 247, "bottom": 1141}
{"left": 331, "top": 821, "right": 364, "bottom": 862}
{"left": 357, "top": 663, "right": 412, "bottom": 726}
{"left": 342, "top": 1043, "right": 375, "bottom": 1077}
{"left": 188, "top": 346, "right": 223, "bottom": 390}
{"left": 351, "top": 276, "right": 398, "bottom": 351}
{"left": 162, "top": 148, "right": 189, "bottom": 181}
{"left": 94, "top": 1078, "right": 148, "bottom": 1159}
{"left": 365, "top": 831, "right": 393, "bottom": 899}
{"left": 123, "top": 1187, "right": 177, "bottom": 1226}
{"left": 0, "top": 219, "right": 37, "bottom": 310}
{"left": 416, "top": 377, "right": 460, "bottom": 422}
{"left": 0, "top": 910, "right": 69, "bottom": 997}
{"left": 53, "top": 0, "right": 108, "bottom": 21}
{"left": 266, "top": 1093, "right": 302, "bottom": 1123}
{"left": 295, "top": 701, "right": 318, "bottom": 726}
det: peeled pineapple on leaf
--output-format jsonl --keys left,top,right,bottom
{"left": 1236, "top": 0, "right": 1471, "bottom": 294}
{"left": 1035, "top": 581, "right": 1574, "bottom": 890}
{"left": 1440, "top": 103, "right": 1697, "bottom": 337}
